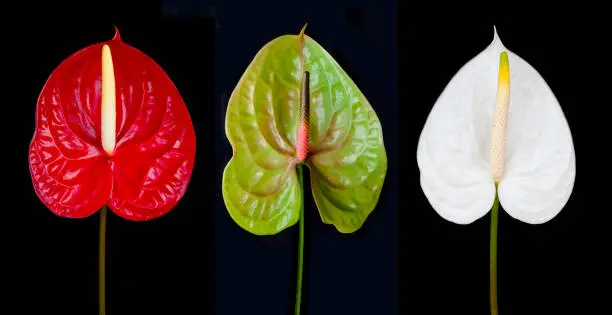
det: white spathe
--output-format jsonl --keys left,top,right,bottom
{"left": 416, "top": 27, "right": 575, "bottom": 225}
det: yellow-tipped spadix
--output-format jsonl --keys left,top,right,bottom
{"left": 490, "top": 52, "right": 510, "bottom": 182}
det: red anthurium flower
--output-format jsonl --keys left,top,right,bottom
{"left": 28, "top": 28, "right": 196, "bottom": 221}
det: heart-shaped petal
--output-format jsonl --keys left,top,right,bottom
{"left": 417, "top": 27, "right": 575, "bottom": 224}
{"left": 223, "top": 30, "right": 387, "bottom": 234}
{"left": 29, "top": 29, "right": 196, "bottom": 220}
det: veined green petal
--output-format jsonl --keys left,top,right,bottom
{"left": 222, "top": 156, "right": 300, "bottom": 235}
{"left": 223, "top": 31, "right": 387, "bottom": 235}
{"left": 223, "top": 35, "right": 303, "bottom": 235}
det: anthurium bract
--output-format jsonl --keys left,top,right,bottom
{"left": 29, "top": 28, "right": 196, "bottom": 221}
{"left": 222, "top": 27, "right": 387, "bottom": 235}
{"left": 417, "top": 27, "right": 575, "bottom": 224}
{"left": 416, "top": 27, "right": 575, "bottom": 314}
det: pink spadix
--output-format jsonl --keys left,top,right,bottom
{"left": 296, "top": 71, "right": 310, "bottom": 162}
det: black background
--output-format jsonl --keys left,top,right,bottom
{"left": 4, "top": 0, "right": 608, "bottom": 314}
{"left": 403, "top": 1, "right": 608, "bottom": 315}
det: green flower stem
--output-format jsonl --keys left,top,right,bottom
{"left": 99, "top": 205, "right": 107, "bottom": 315}
{"left": 490, "top": 184, "right": 500, "bottom": 315}
{"left": 295, "top": 164, "right": 305, "bottom": 315}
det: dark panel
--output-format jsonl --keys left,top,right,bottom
{"left": 7, "top": 3, "right": 215, "bottom": 314}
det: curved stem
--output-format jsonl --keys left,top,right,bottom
{"left": 295, "top": 164, "right": 305, "bottom": 315}
{"left": 490, "top": 184, "right": 500, "bottom": 315}
{"left": 99, "top": 205, "right": 107, "bottom": 315}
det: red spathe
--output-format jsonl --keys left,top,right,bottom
{"left": 29, "top": 29, "right": 196, "bottom": 221}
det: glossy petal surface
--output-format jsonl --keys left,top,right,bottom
{"left": 417, "top": 28, "right": 575, "bottom": 224}
{"left": 223, "top": 33, "right": 387, "bottom": 234}
{"left": 29, "top": 32, "right": 196, "bottom": 220}
{"left": 304, "top": 39, "right": 387, "bottom": 233}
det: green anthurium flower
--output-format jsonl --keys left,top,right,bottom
{"left": 222, "top": 25, "right": 387, "bottom": 236}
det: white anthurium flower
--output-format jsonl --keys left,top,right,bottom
{"left": 417, "top": 26, "right": 576, "bottom": 225}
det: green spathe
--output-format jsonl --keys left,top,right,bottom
{"left": 222, "top": 30, "right": 387, "bottom": 235}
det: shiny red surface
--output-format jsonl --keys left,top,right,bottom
{"left": 29, "top": 29, "right": 196, "bottom": 221}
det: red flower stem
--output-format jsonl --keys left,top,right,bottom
{"left": 99, "top": 205, "right": 107, "bottom": 315}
